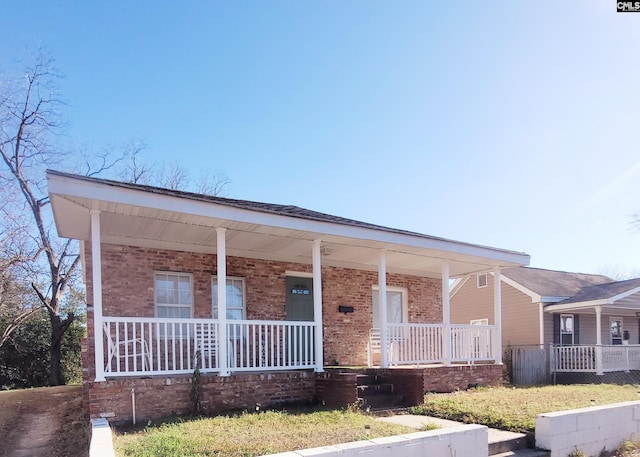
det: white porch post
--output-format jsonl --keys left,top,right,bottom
{"left": 312, "top": 240, "right": 324, "bottom": 372}
{"left": 441, "top": 262, "right": 452, "bottom": 366}
{"left": 216, "top": 227, "right": 229, "bottom": 376}
{"left": 595, "top": 306, "right": 603, "bottom": 375}
{"left": 538, "top": 303, "right": 545, "bottom": 348}
{"left": 379, "top": 250, "right": 389, "bottom": 368}
{"left": 493, "top": 267, "right": 503, "bottom": 365}
{"left": 90, "top": 210, "right": 106, "bottom": 382}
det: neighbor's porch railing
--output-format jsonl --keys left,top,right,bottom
{"left": 383, "top": 323, "right": 498, "bottom": 366}
{"left": 102, "top": 317, "right": 316, "bottom": 377}
{"left": 550, "top": 344, "right": 640, "bottom": 374}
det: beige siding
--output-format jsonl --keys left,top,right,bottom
{"left": 543, "top": 313, "right": 555, "bottom": 347}
{"left": 451, "top": 273, "right": 540, "bottom": 348}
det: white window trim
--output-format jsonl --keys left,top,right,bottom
{"left": 212, "top": 276, "right": 246, "bottom": 320}
{"left": 477, "top": 273, "right": 488, "bottom": 288}
{"left": 285, "top": 271, "right": 313, "bottom": 278}
{"left": 560, "top": 313, "right": 574, "bottom": 345}
{"left": 371, "top": 285, "right": 409, "bottom": 324}
{"left": 154, "top": 271, "right": 194, "bottom": 318}
{"left": 610, "top": 317, "right": 623, "bottom": 344}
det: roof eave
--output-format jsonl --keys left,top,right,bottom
{"left": 545, "top": 299, "right": 608, "bottom": 313}
{"left": 47, "top": 171, "right": 530, "bottom": 267}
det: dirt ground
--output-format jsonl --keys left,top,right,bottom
{"left": 0, "top": 385, "right": 89, "bottom": 457}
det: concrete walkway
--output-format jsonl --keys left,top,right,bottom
{"left": 377, "top": 414, "right": 528, "bottom": 450}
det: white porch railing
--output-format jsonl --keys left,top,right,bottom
{"left": 102, "top": 317, "right": 316, "bottom": 377}
{"left": 384, "top": 324, "right": 498, "bottom": 366}
{"left": 550, "top": 345, "right": 597, "bottom": 372}
{"left": 551, "top": 344, "right": 640, "bottom": 373}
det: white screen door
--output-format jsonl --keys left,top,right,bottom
{"left": 372, "top": 288, "right": 406, "bottom": 328}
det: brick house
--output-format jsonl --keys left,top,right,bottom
{"left": 47, "top": 170, "right": 529, "bottom": 422}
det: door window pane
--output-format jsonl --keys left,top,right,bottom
{"left": 372, "top": 288, "right": 406, "bottom": 329}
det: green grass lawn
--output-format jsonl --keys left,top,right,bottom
{"left": 114, "top": 409, "right": 416, "bottom": 457}
{"left": 411, "top": 384, "right": 640, "bottom": 433}
{"left": 113, "top": 384, "right": 640, "bottom": 456}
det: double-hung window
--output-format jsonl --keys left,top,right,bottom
{"left": 212, "top": 277, "right": 245, "bottom": 338}
{"left": 155, "top": 272, "right": 193, "bottom": 337}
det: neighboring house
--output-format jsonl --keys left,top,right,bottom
{"left": 451, "top": 267, "right": 640, "bottom": 381}
{"left": 451, "top": 267, "right": 612, "bottom": 349}
{"left": 546, "top": 277, "right": 640, "bottom": 377}
{"left": 47, "top": 170, "right": 529, "bottom": 422}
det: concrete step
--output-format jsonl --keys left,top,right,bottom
{"left": 491, "top": 450, "right": 550, "bottom": 457}
{"left": 488, "top": 429, "right": 529, "bottom": 455}
{"left": 356, "top": 374, "right": 380, "bottom": 385}
{"left": 358, "top": 383, "right": 394, "bottom": 395}
{"left": 360, "top": 393, "right": 406, "bottom": 410}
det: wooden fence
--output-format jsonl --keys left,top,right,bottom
{"left": 511, "top": 346, "right": 548, "bottom": 385}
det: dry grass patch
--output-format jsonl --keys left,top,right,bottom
{"left": 114, "top": 408, "right": 416, "bottom": 457}
{"left": 0, "top": 385, "right": 88, "bottom": 457}
{"left": 411, "top": 384, "right": 640, "bottom": 433}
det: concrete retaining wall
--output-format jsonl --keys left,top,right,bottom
{"left": 89, "top": 418, "right": 115, "bottom": 457}
{"left": 536, "top": 400, "right": 640, "bottom": 456}
{"left": 269, "top": 424, "right": 488, "bottom": 457}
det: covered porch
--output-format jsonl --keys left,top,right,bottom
{"left": 547, "top": 279, "right": 640, "bottom": 376}
{"left": 47, "top": 170, "right": 529, "bottom": 382}
{"left": 101, "top": 318, "right": 502, "bottom": 377}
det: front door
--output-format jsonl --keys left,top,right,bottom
{"left": 611, "top": 318, "right": 623, "bottom": 345}
{"left": 286, "top": 276, "right": 314, "bottom": 321}
{"left": 285, "top": 276, "right": 314, "bottom": 365}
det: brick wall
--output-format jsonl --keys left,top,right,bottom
{"left": 87, "top": 371, "right": 316, "bottom": 423}
{"left": 422, "top": 365, "right": 503, "bottom": 392}
{"left": 315, "top": 366, "right": 502, "bottom": 413}
{"left": 315, "top": 371, "right": 359, "bottom": 407}
{"left": 82, "top": 243, "right": 445, "bottom": 420}
{"left": 368, "top": 368, "right": 426, "bottom": 406}
{"left": 84, "top": 243, "right": 442, "bottom": 367}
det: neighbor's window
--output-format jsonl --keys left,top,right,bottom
{"left": 560, "top": 314, "right": 574, "bottom": 346}
{"left": 477, "top": 273, "right": 488, "bottom": 288}
{"left": 155, "top": 272, "right": 193, "bottom": 319}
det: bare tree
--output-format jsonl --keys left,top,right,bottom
{"left": 123, "top": 153, "right": 230, "bottom": 196}
{"left": 0, "top": 52, "right": 96, "bottom": 385}
{"left": 196, "top": 169, "right": 231, "bottom": 197}
{"left": 117, "top": 140, "right": 152, "bottom": 184}
{"left": 0, "top": 224, "right": 42, "bottom": 349}
{"left": 0, "top": 52, "right": 230, "bottom": 384}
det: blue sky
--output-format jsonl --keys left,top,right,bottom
{"left": 2, "top": 1, "right": 640, "bottom": 277}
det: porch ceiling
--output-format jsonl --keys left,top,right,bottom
{"left": 47, "top": 171, "right": 530, "bottom": 278}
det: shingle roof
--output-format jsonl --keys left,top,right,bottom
{"left": 47, "top": 169, "right": 529, "bottom": 258}
{"left": 501, "top": 267, "right": 611, "bottom": 298}
{"left": 557, "top": 277, "right": 640, "bottom": 304}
